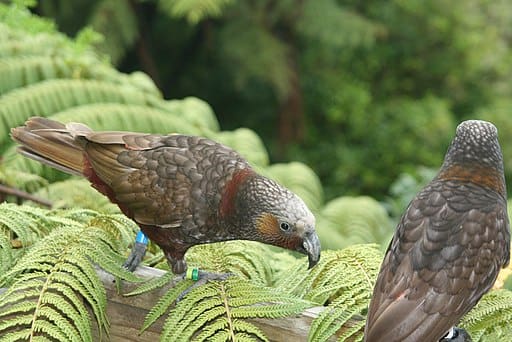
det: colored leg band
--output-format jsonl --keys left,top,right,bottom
{"left": 186, "top": 268, "right": 199, "bottom": 281}
{"left": 135, "top": 231, "right": 149, "bottom": 245}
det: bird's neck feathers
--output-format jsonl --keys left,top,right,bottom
{"left": 219, "top": 168, "right": 257, "bottom": 221}
{"left": 437, "top": 121, "right": 506, "bottom": 198}
{"left": 219, "top": 170, "right": 286, "bottom": 237}
{"left": 438, "top": 163, "right": 506, "bottom": 198}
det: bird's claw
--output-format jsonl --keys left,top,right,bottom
{"left": 176, "top": 270, "right": 233, "bottom": 302}
{"left": 123, "top": 241, "right": 148, "bottom": 272}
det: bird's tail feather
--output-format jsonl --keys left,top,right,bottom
{"left": 10, "top": 117, "right": 92, "bottom": 176}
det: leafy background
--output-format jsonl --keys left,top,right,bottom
{"left": 0, "top": 0, "right": 511, "bottom": 341}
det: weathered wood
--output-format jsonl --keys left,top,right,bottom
{"left": 93, "top": 266, "right": 360, "bottom": 342}
{"left": 1, "top": 266, "right": 361, "bottom": 341}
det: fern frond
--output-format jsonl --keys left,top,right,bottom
{"left": 186, "top": 241, "right": 277, "bottom": 285}
{"left": 154, "top": 277, "right": 310, "bottom": 342}
{"left": 159, "top": 0, "right": 234, "bottom": 24}
{"left": 0, "top": 22, "right": 63, "bottom": 57}
{"left": 50, "top": 102, "right": 202, "bottom": 135}
{"left": 272, "top": 245, "right": 382, "bottom": 341}
{"left": 265, "top": 162, "right": 324, "bottom": 213}
{"left": 460, "top": 289, "right": 512, "bottom": 341}
{"left": 0, "top": 78, "right": 162, "bottom": 148}
{"left": 0, "top": 3, "right": 55, "bottom": 34}
{"left": 0, "top": 231, "right": 13, "bottom": 274}
{"left": 0, "top": 203, "right": 55, "bottom": 251}
{"left": 210, "top": 128, "right": 269, "bottom": 168}
{"left": 0, "top": 205, "right": 142, "bottom": 341}
{"left": 139, "top": 278, "right": 193, "bottom": 332}
{"left": 317, "top": 196, "right": 393, "bottom": 250}
{"left": 0, "top": 56, "right": 72, "bottom": 94}
{"left": 31, "top": 178, "right": 118, "bottom": 213}
{"left": 0, "top": 164, "right": 48, "bottom": 193}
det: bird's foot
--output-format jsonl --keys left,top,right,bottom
{"left": 177, "top": 269, "right": 232, "bottom": 301}
{"left": 123, "top": 231, "right": 148, "bottom": 272}
{"left": 440, "top": 327, "right": 472, "bottom": 341}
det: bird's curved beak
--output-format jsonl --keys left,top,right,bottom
{"left": 302, "top": 231, "right": 321, "bottom": 269}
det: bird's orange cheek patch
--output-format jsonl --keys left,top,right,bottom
{"left": 256, "top": 212, "right": 279, "bottom": 237}
{"left": 256, "top": 213, "right": 300, "bottom": 249}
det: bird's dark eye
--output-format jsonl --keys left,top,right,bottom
{"left": 280, "top": 222, "right": 290, "bottom": 231}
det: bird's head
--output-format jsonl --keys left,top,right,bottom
{"left": 439, "top": 119, "right": 506, "bottom": 196}
{"left": 234, "top": 174, "right": 321, "bottom": 268}
{"left": 443, "top": 120, "right": 503, "bottom": 172}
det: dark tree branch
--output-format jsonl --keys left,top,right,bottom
{"left": 0, "top": 184, "right": 52, "bottom": 208}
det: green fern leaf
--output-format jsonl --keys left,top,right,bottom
{"left": 460, "top": 289, "right": 512, "bottom": 341}
{"left": 317, "top": 196, "right": 393, "bottom": 250}
{"left": 140, "top": 279, "right": 194, "bottom": 332}
{"left": 0, "top": 205, "right": 143, "bottom": 341}
{"left": 159, "top": 0, "right": 234, "bottom": 24}
{"left": 264, "top": 162, "right": 324, "bottom": 213}
{"left": 185, "top": 241, "right": 276, "bottom": 285}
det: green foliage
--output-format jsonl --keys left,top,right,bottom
{"left": 30, "top": 0, "right": 512, "bottom": 201}
{"left": 264, "top": 162, "right": 324, "bottom": 213}
{"left": 316, "top": 196, "right": 393, "bottom": 250}
{"left": 460, "top": 289, "right": 512, "bottom": 341}
{"left": 1, "top": 4, "right": 511, "bottom": 341}
{"left": 385, "top": 166, "right": 438, "bottom": 219}
{"left": 145, "top": 277, "right": 310, "bottom": 342}
{"left": 32, "top": 178, "right": 119, "bottom": 213}
{"left": 159, "top": 0, "right": 234, "bottom": 24}
{"left": 87, "top": 0, "right": 138, "bottom": 65}
{"left": 128, "top": 240, "right": 312, "bottom": 342}
{"left": 274, "top": 245, "right": 382, "bottom": 341}
{"left": 0, "top": 204, "right": 141, "bottom": 341}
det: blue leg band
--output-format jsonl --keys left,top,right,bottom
{"left": 135, "top": 231, "right": 149, "bottom": 245}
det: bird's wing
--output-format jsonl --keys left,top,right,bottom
{"left": 81, "top": 132, "right": 200, "bottom": 228}
{"left": 365, "top": 181, "right": 509, "bottom": 342}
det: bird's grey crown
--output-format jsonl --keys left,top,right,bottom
{"left": 443, "top": 120, "right": 503, "bottom": 171}
{"left": 237, "top": 174, "right": 315, "bottom": 229}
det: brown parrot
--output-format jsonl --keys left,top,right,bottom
{"left": 364, "top": 120, "right": 510, "bottom": 341}
{"left": 11, "top": 117, "right": 320, "bottom": 279}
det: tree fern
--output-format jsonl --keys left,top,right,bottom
{"left": 159, "top": 0, "right": 234, "bottom": 24}
{"left": 126, "top": 240, "right": 312, "bottom": 341}
{"left": 0, "top": 2, "right": 55, "bottom": 35}
{"left": 0, "top": 79, "right": 159, "bottom": 144}
{"left": 273, "top": 245, "right": 382, "bottom": 341}
{"left": 31, "top": 178, "right": 119, "bottom": 213}
{"left": 0, "top": 204, "right": 141, "bottom": 341}
{"left": 265, "top": 162, "right": 324, "bottom": 213}
{"left": 87, "top": 0, "right": 139, "bottom": 65}
{"left": 140, "top": 277, "right": 310, "bottom": 342}
{"left": 0, "top": 164, "right": 48, "bottom": 193}
{"left": 316, "top": 196, "right": 393, "bottom": 250}
{"left": 209, "top": 128, "right": 269, "bottom": 169}
{"left": 50, "top": 103, "right": 202, "bottom": 135}
{"left": 460, "top": 289, "right": 512, "bottom": 341}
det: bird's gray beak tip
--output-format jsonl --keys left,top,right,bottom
{"left": 303, "top": 232, "right": 321, "bottom": 269}
{"left": 308, "top": 254, "right": 320, "bottom": 269}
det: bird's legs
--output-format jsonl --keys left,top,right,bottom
{"left": 176, "top": 269, "right": 232, "bottom": 301}
{"left": 123, "top": 230, "right": 149, "bottom": 271}
{"left": 124, "top": 239, "right": 232, "bottom": 299}
{"left": 164, "top": 251, "right": 232, "bottom": 300}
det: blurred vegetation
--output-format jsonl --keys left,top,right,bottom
{"left": 0, "top": 2, "right": 511, "bottom": 340}
{"left": 30, "top": 0, "right": 512, "bottom": 201}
